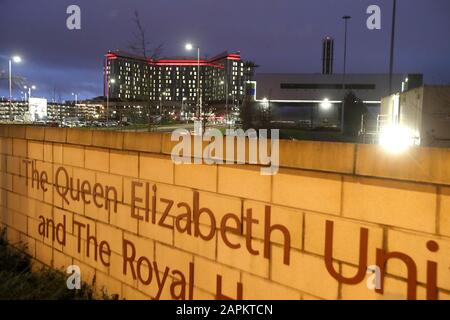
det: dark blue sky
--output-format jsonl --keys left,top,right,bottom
{"left": 1, "top": 0, "right": 449, "bottom": 101}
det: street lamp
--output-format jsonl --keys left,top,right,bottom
{"left": 220, "top": 79, "right": 230, "bottom": 127}
{"left": 388, "top": 0, "right": 397, "bottom": 95}
{"left": 161, "top": 90, "right": 170, "bottom": 119}
{"left": 260, "top": 98, "right": 271, "bottom": 127}
{"left": 72, "top": 93, "right": 79, "bottom": 118}
{"left": 185, "top": 43, "right": 202, "bottom": 132}
{"left": 320, "top": 98, "right": 332, "bottom": 110}
{"left": 341, "top": 15, "right": 351, "bottom": 133}
{"left": 71, "top": 92, "right": 78, "bottom": 105}
{"left": 106, "top": 78, "right": 115, "bottom": 124}
{"left": 9, "top": 55, "right": 22, "bottom": 121}
{"left": 181, "top": 97, "right": 187, "bottom": 122}
{"left": 23, "top": 86, "right": 28, "bottom": 102}
{"left": 24, "top": 85, "right": 36, "bottom": 101}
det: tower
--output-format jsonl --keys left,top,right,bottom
{"left": 322, "top": 37, "right": 334, "bottom": 75}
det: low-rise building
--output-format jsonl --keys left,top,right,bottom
{"left": 380, "top": 85, "right": 450, "bottom": 147}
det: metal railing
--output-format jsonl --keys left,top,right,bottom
{"left": 359, "top": 114, "right": 390, "bottom": 144}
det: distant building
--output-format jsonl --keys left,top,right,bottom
{"left": 253, "top": 73, "right": 422, "bottom": 103}
{"left": 28, "top": 98, "right": 47, "bottom": 121}
{"left": 0, "top": 99, "right": 104, "bottom": 122}
{"left": 242, "top": 73, "right": 424, "bottom": 134}
{"left": 250, "top": 36, "right": 422, "bottom": 123}
{"left": 46, "top": 101, "right": 104, "bottom": 120}
{"left": 0, "top": 100, "right": 28, "bottom": 121}
{"left": 104, "top": 50, "right": 253, "bottom": 118}
{"left": 243, "top": 81, "right": 342, "bottom": 130}
{"left": 380, "top": 85, "right": 450, "bottom": 147}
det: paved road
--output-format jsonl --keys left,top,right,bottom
{"left": 124, "top": 123, "right": 227, "bottom": 133}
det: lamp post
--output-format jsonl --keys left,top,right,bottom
{"left": 72, "top": 92, "right": 79, "bottom": 118}
{"left": 8, "top": 56, "right": 22, "bottom": 121}
{"left": 23, "top": 86, "right": 28, "bottom": 102}
{"left": 162, "top": 90, "right": 169, "bottom": 120}
{"left": 261, "top": 97, "right": 271, "bottom": 128}
{"left": 106, "top": 78, "right": 115, "bottom": 124}
{"left": 185, "top": 43, "right": 202, "bottom": 133}
{"left": 181, "top": 97, "right": 187, "bottom": 122}
{"left": 220, "top": 79, "right": 230, "bottom": 128}
{"left": 72, "top": 92, "right": 78, "bottom": 105}
{"left": 24, "top": 85, "right": 36, "bottom": 101}
{"left": 341, "top": 15, "right": 351, "bottom": 133}
{"left": 389, "top": 0, "right": 397, "bottom": 95}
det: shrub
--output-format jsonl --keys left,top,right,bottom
{"left": 0, "top": 228, "right": 107, "bottom": 300}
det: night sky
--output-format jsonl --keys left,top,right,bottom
{"left": 1, "top": 0, "right": 449, "bottom": 101}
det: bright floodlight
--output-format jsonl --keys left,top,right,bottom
{"left": 261, "top": 98, "right": 269, "bottom": 110}
{"left": 31, "top": 85, "right": 36, "bottom": 90}
{"left": 110, "top": 78, "right": 116, "bottom": 84}
{"left": 320, "top": 98, "right": 332, "bottom": 110}
{"left": 379, "top": 125, "right": 413, "bottom": 154}
{"left": 12, "top": 56, "right": 22, "bottom": 63}
{"left": 185, "top": 43, "right": 193, "bottom": 51}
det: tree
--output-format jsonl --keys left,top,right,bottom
{"left": 242, "top": 61, "right": 258, "bottom": 82}
{"left": 343, "top": 91, "right": 368, "bottom": 137}
{"left": 129, "top": 10, "right": 163, "bottom": 60}
{"left": 240, "top": 88, "right": 256, "bottom": 131}
{"left": 0, "top": 70, "right": 26, "bottom": 95}
{"left": 238, "top": 62, "right": 260, "bottom": 131}
{"left": 128, "top": 10, "right": 164, "bottom": 131}
{"left": 259, "top": 99, "right": 272, "bottom": 131}
{"left": 240, "top": 102, "right": 253, "bottom": 131}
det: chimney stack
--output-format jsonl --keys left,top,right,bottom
{"left": 322, "top": 37, "right": 334, "bottom": 75}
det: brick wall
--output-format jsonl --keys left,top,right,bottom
{"left": 1, "top": 125, "right": 450, "bottom": 300}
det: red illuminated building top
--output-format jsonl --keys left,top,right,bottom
{"left": 105, "top": 50, "right": 241, "bottom": 68}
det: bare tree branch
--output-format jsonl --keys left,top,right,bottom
{"left": 150, "top": 43, "right": 164, "bottom": 60}
{"left": 128, "top": 10, "right": 164, "bottom": 60}
{"left": 0, "top": 71, "right": 26, "bottom": 90}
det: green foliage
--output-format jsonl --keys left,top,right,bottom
{"left": 0, "top": 228, "right": 101, "bottom": 300}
